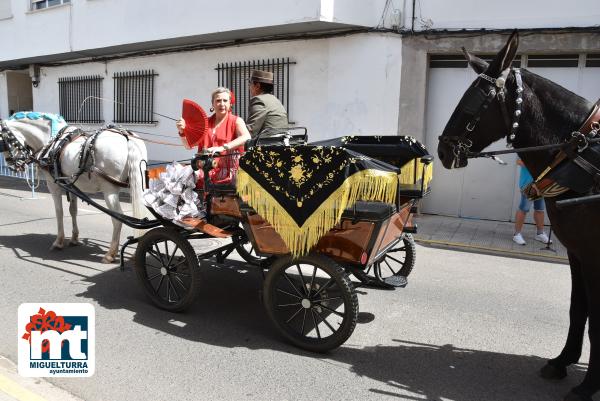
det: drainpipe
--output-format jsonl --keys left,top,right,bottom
{"left": 411, "top": 0, "right": 416, "bottom": 33}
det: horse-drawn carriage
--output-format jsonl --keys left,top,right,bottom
{"left": 0, "top": 114, "right": 432, "bottom": 352}
{"left": 135, "top": 131, "right": 432, "bottom": 352}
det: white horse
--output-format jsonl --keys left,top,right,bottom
{"left": 0, "top": 113, "right": 148, "bottom": 263}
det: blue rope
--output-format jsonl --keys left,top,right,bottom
{"left": 8, "top": 111, "right": 66, "bottom": 138}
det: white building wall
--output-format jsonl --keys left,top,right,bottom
{"left": 33, "top": 33, "right": 402, "bottom": 162}
{"left": 405, "top": 0, "right": 600, "bottom": 30}
{"left": 0, "top": 0, "right": 388, "bottom": 62}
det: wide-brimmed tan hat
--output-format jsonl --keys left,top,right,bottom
{"left": 249, "top": 69, "right": 273, "bottom": 84}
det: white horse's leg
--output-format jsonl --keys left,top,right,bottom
{"left": 46, "top": 180, "right": 65, "bottom": 250}
{"left": 69, "top": 195, "right": 80, "bottom": 245}
{"left": 102, "top": 190, "right": 122, "bottom": 264}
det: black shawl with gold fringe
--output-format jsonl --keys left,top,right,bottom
{"left": 236, "top": 145, "right": 400, "bottom": 257}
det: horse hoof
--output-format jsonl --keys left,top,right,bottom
{"left": 69, "top": 240, "right": 80, "bottom": 246}
{"left": 563, "top": 390, "right": 593, "bottom": 401}
{"left": 540, "top": 362, "right": 567, "bottom": 380}
{"left": 50, "top": 243, "right": 64, "bottom": 250}
{"left": 101, "top": 256, "right": 115, "bottom": 264}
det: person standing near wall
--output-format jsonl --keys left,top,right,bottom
{"left": 512, "top": 158, "right": 552, "bottom": 245}
{"left": 246, "top": 70, "right": 288, "bottom": 137}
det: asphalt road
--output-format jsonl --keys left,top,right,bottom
{"left": 0, "top": 178, "right": 594, "bottom": 401}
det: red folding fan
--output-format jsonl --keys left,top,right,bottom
{"left": 181, "top": 99, "right": 209, "bottom": 148}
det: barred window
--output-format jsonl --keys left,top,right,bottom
{"left": 31, "top": 0, "right": 70, "bottom": 11}
{"left": 113, "top": 70, "right": 158, "bottom": 124}
{"left": 58, "top": 75, "right": 103, "bottom": 123}
{"left": 216, "top": 58, "right": 295, "bottom": 122}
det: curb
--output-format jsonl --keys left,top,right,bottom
{"left": 415, "top": 238, "right": 568, "bottom": 263}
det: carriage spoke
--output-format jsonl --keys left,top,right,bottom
{"left": 386, "top": 254, "right": 405, "bottom": 266}
{"left": 389, "top": 246, "right": 406, "bottom": 253}
{"left": 314, "top": 302, "right": 345, "bottom": 318}
{"left": 148, "top": 243, "right": 165, "bottom": 266}
{"left": 172, "top": 274, "right": 188, "bottom": 291}
{"left": 170, "top": 258, "right": 188, "bottom": 270}
{"left": 308, "top": 266, "right": 317, "bottom": 297}
{"left": 276, "top": 288, "right": 302, "bottom": 299}
{"left": 312, "top": 277, "right": 334, "bottom": 298}
{"left": 313, "top": 307, "right": 337, "bottom": 334}
{"left": 276, "top": 302, "right": 302, "bottom": 307}
{"left": 146, "top": 272, "right": 162, "bottom": 281}
{"left": 300, "top": 309, "right": 307, "bottom": 335}
{"left": 314, "top": 296, "right": 342, "bottom": 303}
{"left": 283, "top": 273, "right": 304, "bottom": 298}
{"left": 170, "top": 270, "right": 190, "bottom": 278}
{"left": 310, "top": 309, "right": 321, "bottom": 339}
{"left": 285, "top": 306, "right": 304, "bottom": 324}
{"left": 296, "top": 264, "right": 309, "bottom": 296}
{"left": 384, "top": 259, "right": 398, "bottom": 275}
{"left": 166, "top": 244, "right": 180, "bottom": 268}
{"left": 146, "top": 263, "right": 162, "bottom": 271}
{"left": 154, "top": 275, "right": 165, "bottom": 294}
{"left": 148, "top": 250, "right": 164, "bottom": 267}
{"left": 168, "top": 278, "right": 180, "bottom": 301}
{"left": 166, "top": 279, "right": 171, "bottom": 302}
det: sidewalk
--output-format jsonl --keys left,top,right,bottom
{"left": 413, "top": 213, "right": 568, "bottom": 263}
{"left": 0, "top": 356, "right": 82, "bottom": 401}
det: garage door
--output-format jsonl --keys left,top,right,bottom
{"left": 422, "top": 54, "right": 600, "bottom": 221}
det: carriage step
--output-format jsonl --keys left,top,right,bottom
{"left": 383, "top": 275, "right": 408, "bottom": 288}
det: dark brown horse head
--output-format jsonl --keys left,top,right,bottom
{"left": 437, "top": 31, "right": 519, "bottom": 169}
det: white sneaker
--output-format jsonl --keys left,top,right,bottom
{"left": 535, "top": 232, "right": 552, "bottom": 244}
{"left": 512, "top": 233, "right": 526, "bottom": 245}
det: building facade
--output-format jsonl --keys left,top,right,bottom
{"left": 1, "top": 0, "right": 599, "bottom": 221}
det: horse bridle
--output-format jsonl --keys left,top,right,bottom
{"left": 438, "top": 67, "right": 524, "bottom": 166}
{"left": 0, "top": 120, "right": 35, "bottom": 171}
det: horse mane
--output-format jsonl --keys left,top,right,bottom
{"left": 519, "top": 69, "right": 592, "bottom": 146}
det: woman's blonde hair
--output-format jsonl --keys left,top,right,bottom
{"left": 211, "top": 87, "right": 232, "bottom": 102}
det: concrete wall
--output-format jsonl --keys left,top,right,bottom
{"left": 32, "top": 33, "right": 402, "bottom": 162}
{"left": 403, "top": 0, "right": 600, "bottom": 30}
{"left": 397, "top": 31, "right": 600, "bottom": 144}
{"left": 0, "top": 0, "right": 388, "bottom": 62}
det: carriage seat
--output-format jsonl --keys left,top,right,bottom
{"left": 341, "top": 201, "right": 395, "bottom": 221}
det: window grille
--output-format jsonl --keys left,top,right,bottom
{"left": 58, "top": 75, "right": 103, "bottom": 123}
{"left": 113, "top": 70, "right": 158, "bottom": 124}
{"left": 586, "top": 54, "right": 600, "bottom": 68}
{"left": 215, "top": 58, "right": 295, "bottom": 122}
{"left": 31, "top": 0, "right": 70, "bottom": 11}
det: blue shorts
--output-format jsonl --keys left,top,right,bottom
{"left": 518, "top": 193, "right": 544, "bottom": 213}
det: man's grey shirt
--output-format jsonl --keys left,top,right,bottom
{"left": 246, "top": 93, "right": 288, "bottom": 137}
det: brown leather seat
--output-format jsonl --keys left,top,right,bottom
{"left": 179, "top": 217, "right": 232, "bottom": 238}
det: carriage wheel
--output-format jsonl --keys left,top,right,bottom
{"left": 263, "top": 253, "right": 358, "bottom": 352}
{"left": 134, "top": 227, "right": 202, "bottom": 312}
{"left": 373, "top": 234, "right": 416, "bottom": 283}
{"left": 234, "top": 233, "right": 275, "bottom": 267}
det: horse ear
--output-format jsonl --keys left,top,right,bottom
{"left": 487, "top": 30, "right": 519, "bottom": 76}
{"left": 462, "top": 47, "right": 488, "bottom": 74}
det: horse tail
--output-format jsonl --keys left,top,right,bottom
{"left": 126, "top": 138, "right": 149, "bottom": 225}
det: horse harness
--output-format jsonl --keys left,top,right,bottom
{"left": 1, "top": 121, "right": 133, "bottom": 188}
{"left": 438, "top": 67, "right": 522, "bottom": 168}
{"left": 0, "top": 120, "right": 36, "bottom": 171}
{"left": 438, "top": 65, "right": 600, "bottom": 200}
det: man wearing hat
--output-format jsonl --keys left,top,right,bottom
{"left": 247, "top": 69, "right": 288, "bottom": 137}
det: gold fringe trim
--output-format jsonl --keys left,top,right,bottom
{"left": 399, "top": 158, "right": 433, "bottom": 191}
{"left": 237, "top": 168, "right": 398, "bottom": 258}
